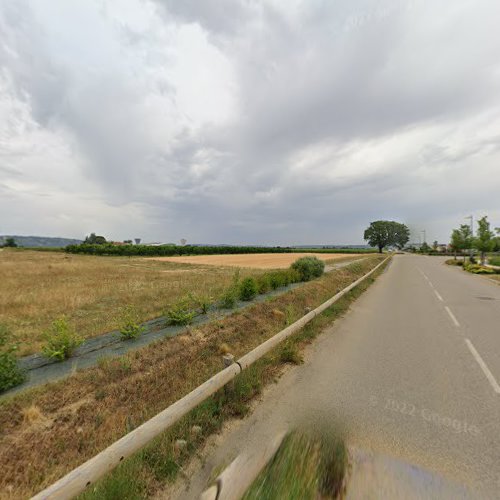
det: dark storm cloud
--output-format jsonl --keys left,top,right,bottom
{"left": 1, "top": 0, "right": 499, "bottom": 243}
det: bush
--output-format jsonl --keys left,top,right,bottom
{"left": 239, "top": 277, "right": 258, "bottom": 301}
{"left": 291, "top": 256, "right": 325, "bottom": 281}
{"left": 189, "top": 292, "right": 213, "bottom": 314}
{"left": 0, "top": 324, "right": 26, "bottom": 392}
{"left": 42, "top": 317, "right": 83, "bottom": 361}
{"left": 165, "top": 297, "right": 196, "bottom": 325}
{"left": 118, "top": 305, "right": 145, "bottom": 340}
{"left": 445, "top": 259, "right": 464, "bottom": 267}
{"left": 256, "top": 275, "right": 271, "bottom": 294}
{"left": 463, "top": 263, "right": 496, "bottom": 274}
{"left": 219, "top": 271, "right": 240, "bottom": 309}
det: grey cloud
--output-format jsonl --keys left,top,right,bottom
{"left": 1, "top": 0, "right": 500, "bottom": 244}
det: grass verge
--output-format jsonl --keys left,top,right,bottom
{"left": 0, "top": 257, "right": 387, "bottom": 499}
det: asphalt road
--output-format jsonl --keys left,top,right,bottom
{"left": 172, "top": 255, "right": 500, "bottom": 499}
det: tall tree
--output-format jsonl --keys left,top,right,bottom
{"left": 84, "top": 233, "right": 107, "bottom": 245}
{"left": 450, "top": 224, "right": 473, "bottom": 261}
{"left": 474, "top": 216, "right": 495, "bottom": 265}
{"left": 363, "top": 221, "right": 410, "bottom": 253}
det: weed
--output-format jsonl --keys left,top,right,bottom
{"left": 118, "top": 305, "right": 145, "bottom": 340}
{"left": 0, "top": 324, "right": 25, "bottom": 392}
{"left": 284, "top": 304, "right": 296, "bottom": 326}
{"left": 42, "top": 316, "right": 83, "bottom": 361}
{"left": 279, "top": 342, "right": 303, "bottom": 365}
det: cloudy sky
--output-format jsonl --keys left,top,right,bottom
{"left": 1, "top": 0, "right": 499, "bottom": 245}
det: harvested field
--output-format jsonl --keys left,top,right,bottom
{"left": 149, "top": 252, "right": 364, "bottom": 269}
{"left": 0, "top": 250, "right": 266, "bottom": 356}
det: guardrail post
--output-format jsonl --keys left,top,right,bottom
{"left": 223, "top": 354, "right": 235, "bottom": 394}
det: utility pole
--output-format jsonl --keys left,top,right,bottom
{"left": 465, "top": 215, "right": 473, "bottom": 259}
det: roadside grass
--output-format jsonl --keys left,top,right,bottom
{"left": 0, "top": 257, "right": 386, "bottom": 499}
{"left": 488, "top": 256, "right": 500, "bottom": 266}
{"left": 243, "top": 430, "right": 347, "bottom": 500}
{"left": 0, "top": 250, "right": 266, "bottom": 356}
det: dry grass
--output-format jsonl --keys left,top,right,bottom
{"left": 0, "top": 250, "right": 265, "bottom": 356}
{"left": 0, "top": 257, "right": 385, "bottom": 499}
{"left": 149, "top": 252, "right": 363, "bottom": 269}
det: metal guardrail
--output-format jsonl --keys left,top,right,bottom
{"left": 32, "top": 256, "right": 390, "bottom": 500}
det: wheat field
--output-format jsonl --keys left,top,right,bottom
{"left": 0, "top": 249, "right": 264, "bottom": 355}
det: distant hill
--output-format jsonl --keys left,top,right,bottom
{"left": 0, "top": 235, "right": 83, "bottom": 248}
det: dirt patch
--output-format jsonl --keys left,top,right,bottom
{"left": 149, "top": 253, "right": 363, "bottom": 269}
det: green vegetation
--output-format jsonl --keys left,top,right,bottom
{"left": 291, "top": 256, "right": 325, "bottom": 281}
{"left": 165, "top": 297, "right": 197, "bottom": 325}
{"left": 1, "top": 237, "right": 17, "bottom": 248}
{"left": 83, "top": 233, "right": 107, "bottom": 245}
{"left": 243, "top": 430, "right": 347, "bottom": 500}
{"left": 189, "top": 292, "right": 213, "bottom": 314}
{"left": 445, "top": 259, "right": 464, "bottom": 267}
{"left": 42, "top": 316, "right": 83, "bottom": 361}
{"left": 474, "top": 216, "right": 496, "bottom": 265}
{"left": 489, "top": 256, "right": 500, "bottom": 266}
{"left": 239, "top": 277, "right": 259, "bottom": 301}
{"left": 118, "top": 306, "right": 146, "bottom": 340}
{"left": 464, "top": 262, "right": 497, "bottom": 274}
{"left": 0, "top": 324, "right": 25, "bottom": 392}
{"left": 364, "top": 220, "right": 410, "bottom": 253}
{"left": 450, "top": 224, "right": 473, "bottom": 260}
{"left": 66, "top": 243, "right": 294, "bottom": 256}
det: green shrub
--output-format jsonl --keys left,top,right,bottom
{"left": 118, "top": 305, "right": 145, "bottom": 340}
{"left": 219, "top": 271, "right": 241, "bottom": 309}
{"left": 266, "top": 270, "right": 297, "bottom": 290}
{"left": 256, "top": 275, "right": 271, "bottom": 294}
{"left": 445, "top": 259, "right": 464, "bottom": 267}
{"left": 239, "top": 277, "right": 258, "bottom": 301}
{"left": 42, "top": 316, "right": 83, "bottom": 361}
{"left": 0, "top": 324, "right": 26, "bottom": 392}
{"left": 188, "top": 292, "right": 213, "bottom": 314}
{"left": 165, "top": 297, "right": 196, "bottom": 325}
{"left": 291, "top": 256, "right": 325, "bottom": 281}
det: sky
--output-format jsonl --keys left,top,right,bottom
{"left": 1, "top": 0, "right": 499, "bottom": 245}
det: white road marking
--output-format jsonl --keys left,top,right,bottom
{"left": 465, "top": 339, "right": 500, "bottom": 394}
{"left": 445, "top": 306, "right": 460, "bottom": 327}
{"left": 434, "top": 290, "right": 444, "bottom": 302}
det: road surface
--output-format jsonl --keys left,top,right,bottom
{"left": 172, "top": 255, "right": 500, "bottom": 499}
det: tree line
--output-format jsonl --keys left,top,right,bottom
{"left": 65, "top": 243, "right": 295, "bottom": 256}
{"left": 450, "top": 216, "right": 500, "bottom": 265}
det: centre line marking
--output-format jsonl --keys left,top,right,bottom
{"left": 465, "top": 339, "right": 500, "bottom": 394}
{"left": 445, "top": 306, "right": 460, "bottom": 327}
{"left": 434, "top": 290, "right": 444, "bottom": 302}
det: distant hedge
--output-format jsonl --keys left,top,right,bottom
{"left": 65, "top": 244, "right": 295, "bottom": 257}
{"left": 291, "top": 248, "right": 377, "bottom": 254}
